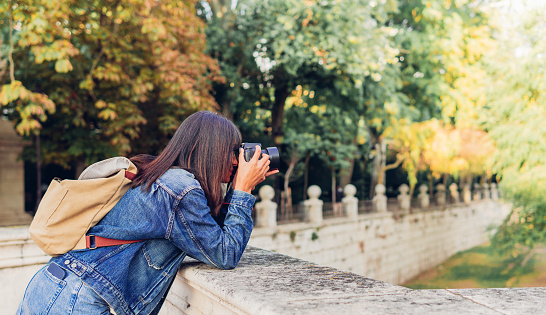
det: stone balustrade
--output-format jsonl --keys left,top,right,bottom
{"left": 0, "top": 182, "right": 512, "bottom": 314}
{"left": 260, "top": 182, "right": 503, "bottom": 228}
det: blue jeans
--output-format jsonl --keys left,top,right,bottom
{"left": 17, "top": 262, "right": 112, "bottom": 315}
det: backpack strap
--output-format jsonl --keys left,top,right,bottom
{"left": 84, "top": 169, "right": 139, "bottom": 250}
{"left": 125, "top": 170, "right": 136, "bottom": 180}
{"left": 86, "top": 235, "right": 143, "bottom": 249}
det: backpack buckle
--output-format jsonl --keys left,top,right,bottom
{"left": 86, "top": 235, "right": 97, "bottom": 249}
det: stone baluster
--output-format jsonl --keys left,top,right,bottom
{"left": 304, "top": 185, "right": 324, "bottom": 225}
{"left": 435, "top": 184, "right": 446, "bottom": 206}
{"left": 473, "top": 183, "right": 482, "bottom": 201}
{"left": 373, "top": 184, "right": 388, "bottom": 212}
{"left": 449, "top": 183, "right": 459, "bottom": 203}
{"left": 255, "top": 185, "right": 277, "bottom": 228}
{"left": 482, "top": 183, "right": 491, "bottom": 200}
{"left": 462, "top": 184, "right": 472, "bottom": 204}
{"left": 342, "top": 184, "right": 359, "bottom": 219}
{"left": 490, "top": 183, "right": 499, "bottom": 201}
{"left": 397, "top": 184, "right": 411, "bottom": 213}
{"left": 418, "top": 184, "right": 430, "bottom": 209}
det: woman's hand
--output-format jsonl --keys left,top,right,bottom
{"left": 232, "top": 146, "right": 279, "bottom": 193}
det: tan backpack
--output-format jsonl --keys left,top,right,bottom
{"left": 29, "top": 157, "right": 138, "bottom": 256}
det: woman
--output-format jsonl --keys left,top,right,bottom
{"left": 17, "top": 111, "right": 277, "bottom": 314}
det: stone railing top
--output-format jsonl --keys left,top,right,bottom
{"left": 174, "top": 247, "right": 546, "bottom": 315}
{"left": 0, "top": 226, "right": 31, "bottom": 241}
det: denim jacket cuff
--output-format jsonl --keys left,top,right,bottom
{"left": 229, "top": 189, "right": 256, "bottom": 209}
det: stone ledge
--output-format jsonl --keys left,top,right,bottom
{"left": 162, "top": 246, "right": 546, "bottom": 315}
{"left": 0, "top": 226, "right": 49, "bottom": 269}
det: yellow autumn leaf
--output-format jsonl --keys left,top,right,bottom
{"left": 55, "top": 59, "right": 73, "bottom": 73}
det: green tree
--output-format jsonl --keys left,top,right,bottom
{"left": 0, "top": 0, "right": 221, "bottom": 169}
{"left": 202, "top": 0, "right": 398, "bottom": 145}
{"left": 370, "top": 0, "right": 495, "bottom": 197}
{"left": 279, "top": 86, "right": 359, "bottom": 216}
{"left": 482, "top": 2, "right": 546, "bottom": 252}
{"left": 202, "top": 0, "right": 402, "bottom": 203}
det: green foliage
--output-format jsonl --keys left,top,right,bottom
{"left": 1, "top": 0, "right": 220, "bottom": 166}
{"left": 1, "top": 0, "right": 544, "bottom": 250}
{"left": 395, "top": 0, "right": 493, "bottom": 128}
{"left": 202, "top": 0, "right": 399, "bottom": 139}
{"left": 289, "top": 230, "right": 296, "bottom": 243}
{"left": 404, "top": 244, "right": 544, "bottom": 289}
{"left": 482, "top": 3, "right": 546, "bottom": 251}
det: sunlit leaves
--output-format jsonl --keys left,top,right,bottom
{"left": 0, "top": 81, "right": 55, "bottom": 135}
{"left": 481, "top": 1, "right": 546, "bottom": 251}
{"left": 0, "top": 80, "right": 24, "bottom": 104}
{"left": 1, "top": 0, "right": 221, "bottom": 165}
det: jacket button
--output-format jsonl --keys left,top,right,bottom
{"left": 71, "top": 263, "right": 77, "bottom": 268}
{"left": 64, "top": 260, "right": 70, "bottom": 265}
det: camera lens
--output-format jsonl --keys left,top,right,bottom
{"left": 239, "top": 143, "right": 280, "bottom": 170}
{"left": 263, "top": 147, "right": 280, "bottom": 170}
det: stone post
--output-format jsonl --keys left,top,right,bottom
{"left": 397, "top": 184, "right": 411, "bottom": 213}
{"left": 482, "top": 183, "right": 491, "bottom": 200}
{"left": 462, "top": 184, "right": 472, "bottom": 204}
{"left": 0, "top": 120, "right": 32, "bottom": 226}
{"left": 490, "top": 183, "right": 499, "bottom": 201}
{"left": 255, "top": 185, "right": 277, "bottom": 228}
{"left": 473, "top": 183, "right": 482, "bottom": 201}
{"left": 418, "top": 184, "right": 430, "bottom": 209}
{"left": 304, "top": 185, "right": 323, "bottom": 225}
{"left": 449, "top": 183, "right": 459, "bottom": 203}
{"left": 435, "top": 184, "right": 446, "bottom": 206}
{"left": 373, "top": 184, "right": 387, "bottom": 212}
{"left": 342, "top": 184, "right": 358, "bottom": 219}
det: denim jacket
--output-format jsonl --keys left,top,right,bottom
{"left": 50, "top": 168, "right": 255, "bottom": 315}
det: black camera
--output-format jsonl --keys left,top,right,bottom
{"left": 239, "top": 143, "right": 280, "bottom": 170}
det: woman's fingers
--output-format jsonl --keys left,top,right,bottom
{"left": 265, "top": 169, "right": 279, "bottom": 177}
{"left": 233, "top": 145, "right": 277, "bottom": 193}
{"left": 238, "top": 147, "right": 245, "bottom": 160}
{"left": 250, "top": 145, "right": 262, "bottom": 162}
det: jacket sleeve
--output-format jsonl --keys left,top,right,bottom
{"left": 169, "top": 187, "right": 255, "bottom": 270}
{"left": 212, "top": 188, "right": 236, "bottom": 228}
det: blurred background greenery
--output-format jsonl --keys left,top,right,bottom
{"left": 0, "top": 0, "right": 545, "bottom": 259}
{"left": 403, "top": 244, "right": 546, "bottom": 289}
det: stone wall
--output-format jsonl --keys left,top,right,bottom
{"left": 0, "top": 199, "right": 509, "bottom": 313}
{"left": 0, "top": 227, "right": 48, "bottom": 314}
{"left": 158, "top": 247, "right": 545, "bottom": 315}
{"left": 249, "top": 200, "right": 510, "bottom": 284}
{"left": 0, "top": 119, "right": 31, "bottom": 226}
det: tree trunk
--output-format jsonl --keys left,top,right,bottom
{"left": 339, "top": 157, "right": 354, "bottom": 189}
{"left": 303, "top": 153, "right": 310, "bottom": 200}
{"left": 331, "top": 167, "right": 336, "bottom": 204}
{"left": 75, "top": 160, "right": 87, "bottom": 179}
{"left": 35, "top": 135, "right": 42, "bottom": 212}
{"left": 370, "top": 137, "right": 387, "bottom": 199}
{"left": 429, "top": 172, "right": 434, "bottom": 198}
{"left": 271, "top": 81, "right": 290, "bottom": 146}
{"left": 283, "top": 154, "right": 298, "bottom": 220}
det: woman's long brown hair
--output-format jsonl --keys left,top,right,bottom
{"left": 130, "top": 111, "right": 242, "bottom": 215}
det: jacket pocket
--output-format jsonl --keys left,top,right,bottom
{"left": 142, "top": 239, "right": 181, "bottom": 270}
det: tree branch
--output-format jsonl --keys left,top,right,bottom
{"left": 383, "top": 155, "right": 404, "bottom": 172}
{"left": 377, "top": 155, "right": 405, "bottom": 186}
{"left": 8, "top": 0, "right": 15, "bottom": 82}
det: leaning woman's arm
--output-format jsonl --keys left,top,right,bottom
{"left": 169, "top": 187, "right": 255, "bottom": 270}
{"left": 212, "top": 188, "right": 235, "bottom": 227}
